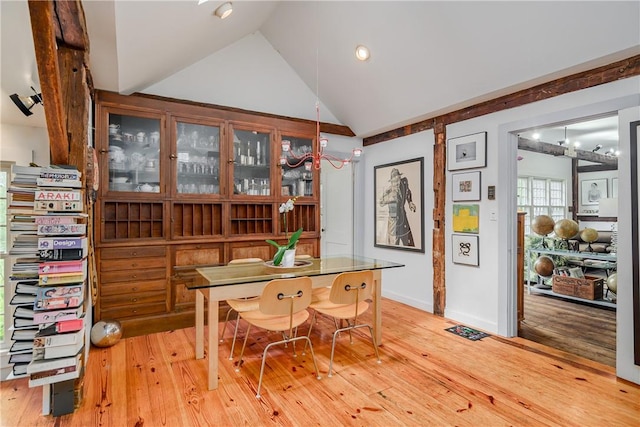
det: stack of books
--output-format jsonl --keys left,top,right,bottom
{"left": 7, "top": 165, "right": 88, "bottom": 391}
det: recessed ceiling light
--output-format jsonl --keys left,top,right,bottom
{"left": 214, "top": 2, "right": 233, "bottom": 19}
{"left": 355, "top": 45, "right": 370, "bottom": 61}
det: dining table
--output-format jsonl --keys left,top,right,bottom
{"left": 188, "top": 255, "right": 405, "bottom": 390}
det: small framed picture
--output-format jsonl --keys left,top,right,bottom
{"left": 580, "top": 178, "right": 608, "bottom": 206}
{"left": 452, "top": 171, "right": 481, "bottom": 201}
{"left": 452, "top": 234, "right": 479, "bottom": 266}
{"left": 447, "top": 132, "right": 487, "bottom": 171}
{"left": 452, "top": 204, "right": 479, "bottom": 234}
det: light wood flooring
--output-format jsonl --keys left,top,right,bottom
{"left": 519, "top": 291, "right": 616, "bottom": 367}
{"left": 1, "top": 298, "right": 639, "bottom": 426}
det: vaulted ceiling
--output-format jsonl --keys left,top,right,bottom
{"left": 2, "top": 1, "right": 639, "bottom": 142}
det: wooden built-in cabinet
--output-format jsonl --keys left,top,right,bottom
{"left": 94, "top": 91, "right": 321, "bottom": 336}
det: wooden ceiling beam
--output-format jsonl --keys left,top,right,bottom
{"left": 517, "top": 137, "right": 618, "bottom": 166}
{"left": 28, "top": 0, "right": 69, "bottom": 165}
{"left": 364, "top": 54, "right": 640, "bottom": 146}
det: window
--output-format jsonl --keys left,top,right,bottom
{"left": 517, "top": 175, "right": 567, "bottom": 235}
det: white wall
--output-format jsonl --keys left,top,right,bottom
{"left": 362, "top": 130, "right": 435, "bottom": 312}
{"left": 434, "top": 76, "right": 640, "bottom": 383}
{"left": 0, "top": 123, "right": 49, "bottom": 166}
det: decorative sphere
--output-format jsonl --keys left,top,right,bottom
{"left": 580, "top": 228, "right": 599, "bottom": 243}
{"left": 553, "top": 219, "right": 579, "bottom": 240}
{"left": 91, "top": 320, "right": 123, "bottom": 348}
{"left": 606, "top": 273, "right": 618, "bottom": 294}
{"left": 532, "top": 215, "right": 555, "bottom": 236}
{"left": 534, "top": 256, "right": 555, "bottom": 278}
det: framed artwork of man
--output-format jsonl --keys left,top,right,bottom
{"left": 374, "top": 157, "right": 425, "bottom": 253}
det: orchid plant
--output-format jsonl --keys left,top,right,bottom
{"left": 266, "top": 197, "right": 301, "bottom": 265}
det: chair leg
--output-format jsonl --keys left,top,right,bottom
{"left": 303, "top": 311, "right": 317, "bottom": 354}
{"left": 236, "top": 324, "right": 252, "bottom": 372}
{"left": 220, "top": 307, "right": 235, "bottom": 342}
{"left": 327, "top": 323, "right": 381, "bottom": 377}
{"left": 228, "top": 312, "right": 242, "bottom": 360}
{"left": 254, "top": 336, "right": 322, "bottom": 399}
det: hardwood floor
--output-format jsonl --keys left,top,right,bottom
{"left": 519, "top": 291, "right": 616, "bottom": 367}
{"left": 2, "top": 298, "right": 638, "bottom": 426}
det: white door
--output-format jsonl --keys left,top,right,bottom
{"left": 320, "top": 161, "right": 354, "bottom": 256}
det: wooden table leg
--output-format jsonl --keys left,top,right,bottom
{"left": 207, "top": 290, "right": 219, "bottom": 390}
{"left": 372, "top": 270, "right": 382, "bottom": 345}
{"left": 195, "top": 290, "right": 204, "bottom": 359}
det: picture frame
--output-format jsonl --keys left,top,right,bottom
{"left": 452, "top": 234, "right": 479, "bottom": 266}
{"left": 452, "top": 203, "right": 479, "bottom": 234}
{"left": 374, "top": 157, "right": 425, "bottom": 252}
{"left": 581, "top": 178, "right": 608, "bottom": 206}
{"left": 452, "top": 171, "right": 481, "bottom": 201}
{"left": 447, "top": 131, "right": 487, "bottom": 171}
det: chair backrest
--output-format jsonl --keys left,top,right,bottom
{"left": 329, "top": 270, "right": 374, "bottom": 305}
{"left": 259, "top": 277, "right": 312, "bottom": 316}
{"left": 228, "top": 258, "right": 263, "bottom": 264}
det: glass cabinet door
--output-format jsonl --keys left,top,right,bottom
{"left": 174, "top": 120, "right": 221, "bottom": 196}
{"left": 230, "top": 126, "right": 272, "bottom": 196}
{"left": 107, "top": 112, "right": 161, "bottom": 193}
{"left": 280, "top": 135, "right": 314, "bottom": 197}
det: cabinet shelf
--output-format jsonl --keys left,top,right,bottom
{"left": 526, "top": 246, "right": 616, "bottom": 307}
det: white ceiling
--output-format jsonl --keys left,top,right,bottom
{"left": 2, "top": 1, "right": 639, "bottom": 144}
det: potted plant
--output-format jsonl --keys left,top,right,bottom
{"left": 266, "top": 227, "right": 303, "bottom": 266}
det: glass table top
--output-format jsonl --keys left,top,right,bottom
{"left": 183, "top": 255, "right": 405, "bottom": 289}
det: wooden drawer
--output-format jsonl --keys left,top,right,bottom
{"left": 100, "top": 257, "right": 166, "bottom": 271}
{"left": 100, "top": 267, "right": 166, "bottom": 283}
{"left": 101, "top": 279, "right": 166, "bottom": 297}
{"left": 100, "top": 246, "right": 166, "bottom": 259}
{"left": 174, "top": 244, "right": 223, "bottom": 266}
{"left": 100, "top": 302, "right": 167, "bottom": 319}
{"left": 101, "top": 290, "right": 166, "bottom": 308}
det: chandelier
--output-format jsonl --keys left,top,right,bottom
{"left": 279, "top": 103, "right": 362, "bottom": 170}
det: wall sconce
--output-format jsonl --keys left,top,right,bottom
{"left": 592, "top": 144, "right": 603, "bottom": 152}
{"left": 10, "top": 86, "right": 43, "bottom": 116}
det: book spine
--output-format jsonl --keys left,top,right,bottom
{"left": 36, "top": 178, "right": 82, "bottom": 188}
{"left": 34, "top": 200, "right": 83, "bottom": 212}
{"left": 38, "top": 237, "right": 86, "bottom": 250}
{"left": 39, "top": 261, "right": 84, "bottom": 274}
{"left": 39, "top": 248, "right": 85, "bottom": 261}
{"left": 39, "top": 274, "right": 85, "bottom": 285}
{"left": 39, "top": 170, "right": 81, "bottom": 180}
{"left": 34, "top": 296, "right": 83, "bottom": 311}
{"left": 34, "top": 190, "right": 81, "bottom": 202}
{"left": 28, "top": 368, "right": 79, "bottom": 387}
{"left": 37, "top": 224, "right": 87, "bottom": 236}
{"left": 34, "top": 216, "right": 76, "bottom": 225}
{"left": 34, "top": 329, "right": 83, "bottom": 348}
{"left": 32, "top": 308, "right": 83, "bottom": 324}
{"left": 27, "top": 354, "right": 79, "bottom": 374}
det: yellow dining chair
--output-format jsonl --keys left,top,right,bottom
{"left": 306, "top": 270, "right": 380, "bottom": 377}
{"left": 220, "top": 258, "right": 263, "bottom": 359}
{"left": 236, "top": 276, "right": 321, "bottom": 398}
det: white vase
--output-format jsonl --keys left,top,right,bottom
{"left": 281, "top": 249, "right": 296, "bottom": 267}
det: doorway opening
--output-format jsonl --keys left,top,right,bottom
{"left": 515, "top": 114, "right": 618, "bottom": 367}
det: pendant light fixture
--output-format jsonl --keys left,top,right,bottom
{"left": 279, "top": 4, "right": 362, "bottom": 170}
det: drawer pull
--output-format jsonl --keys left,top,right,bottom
{"left": 132, "top": 298, "right": 138, "bottom": 302}
{"left": 132, "top": 252, "right": 137, "bottom": 256}
{"left": 132, "top": 275, "right": 137, "bottom": 279}
{"left": 131, "top": 263, "right": 137, "bottom": 267}
{"left": 132, "top": 287, "right": 138, "bottom": 291}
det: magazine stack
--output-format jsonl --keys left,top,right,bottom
{"left": 7, "top": 165, "right": 87, "bottom": 416}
